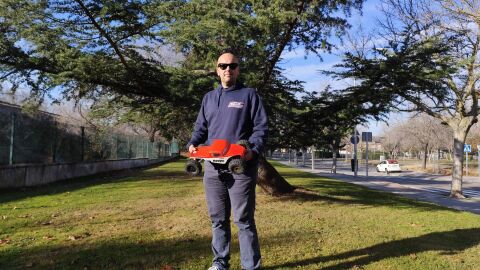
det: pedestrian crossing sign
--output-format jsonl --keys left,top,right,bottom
{"left": 464, "top": 144, "right": 472, "bottom": 153}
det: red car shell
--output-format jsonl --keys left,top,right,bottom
{"left": 189, "top": 139, "right": 247, "bottom": 164}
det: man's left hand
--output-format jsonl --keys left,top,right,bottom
{"left": 245, "top": 150, "right": 254, "bottom": 161}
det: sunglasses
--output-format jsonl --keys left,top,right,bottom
{"left": 217, "top": 63, "right": 239, "bottom": 70}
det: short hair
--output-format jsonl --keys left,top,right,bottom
{"left": 218, "top": 48, "right": 240, "bottom": 61}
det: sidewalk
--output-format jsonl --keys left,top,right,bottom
{"left": 272, "top": 158, "right": 480, "bottom": 215}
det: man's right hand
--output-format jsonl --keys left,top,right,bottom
{"left": 188, "top": 144, "right": 197, "bottom": 153}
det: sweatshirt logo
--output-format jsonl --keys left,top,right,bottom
{"left": 228, "top": 101, "right": 244, "bottom": 109}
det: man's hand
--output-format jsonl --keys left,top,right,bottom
{"left": 245, "top": 149, "right": 254, "bottom": 161}
{"left": 189, "top": 144, "right": 197, "bottom": 154}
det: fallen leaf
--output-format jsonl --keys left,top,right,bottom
{"left": 68, "top": 235, "right": 80, "bottom": 241}
{"left": 41, "top": 221, "right": 53, "bottom": 226}
{"left": 0, "top": 238, "right": 11, "bottom": 245}
{"left": 2, "top": 215, "right": 7, "bottom": 220}
{"left": 43, "top": 235, "right": 54, "bottom": 240}
{"left": 18, "top": 214, "right": 30, "bottom": 218}
{"left": 410, "top": 253, "right": 417, "bottom": 260}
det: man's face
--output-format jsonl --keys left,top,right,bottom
{"left": 216, "top": 53, "right": 240, "bottom": 87}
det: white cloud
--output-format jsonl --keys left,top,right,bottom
{"left": 282, "top": 61, "right": 340, "bottom": 83}
{"left": 280, "top": 49, "right": 306, "bottom": 60}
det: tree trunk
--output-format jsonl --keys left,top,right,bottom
{"left": 436, "top": 148, "right": 441, "bottom": 174}
{"left": 422, "top": 143, "right": 428, "bottom": 170}
{"left": 302, "top": 149, "right": 305, "bottom": 166}
{"left": 331, "top": 144, "right": 338, "bottom": 174}
{"left": 257, "top": 155, "right": 296, "bottom": 195}
{"left": 149, "top": 130, "right": 156, "bottom": 143}
{"left": 451, "top": 129, "right": 467, "bottom": 198}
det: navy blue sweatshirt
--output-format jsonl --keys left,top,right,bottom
{"left": 187, "top": 83, "right": 268, "bottom": 155}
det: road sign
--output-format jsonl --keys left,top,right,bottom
{"left": 362, "top": 132, "right": 372, "bottom": 142}
{"left": 464, "top": 144, "right": 472, "bottom": 153}
{"left": 350, "top": 135, "right": 360, "bottom": 144}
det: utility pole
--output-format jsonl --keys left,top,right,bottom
{"left": 353, "top": 78, "right": 358, "bottom": 177}
{"left": 311, "top": 147, "right": 315, "bottom": 170}
{"left": 366, "top": 138, "right": 369, "bottom": 178}
{"left": 354, "top": 127, "right": 358, "bottom": 177}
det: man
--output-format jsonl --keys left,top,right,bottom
{"left": 187, "top": 49, "right": 267, "bottom": 270}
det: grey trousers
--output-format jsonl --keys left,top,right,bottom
{"left": 203, "top": 161, "right": 261, "bottom": 270}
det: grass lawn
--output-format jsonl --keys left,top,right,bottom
{"left": 1, "top": 158, "right": 479, "bottom": 270}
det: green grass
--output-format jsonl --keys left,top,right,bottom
{"left": 1, "top": 159, "right": 479, "bottom": 269}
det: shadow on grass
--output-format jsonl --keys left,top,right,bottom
{"left": 0, "top": 158, "right": 200, "bottom": 204}
{"left": 0, "top": 234, "right": 212, "bottom": 270}
{"left": 273, "top": 169, "right": 450, "bottom": 212}
{"left": 263, "top": 228, "right": 480, "bottom": 269}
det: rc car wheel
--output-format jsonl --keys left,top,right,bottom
{"left": 376, "top": 167, "right": 380, "bottom": 172}
{"left": 235, "top": 140, "right": 251, "bottom": 150}
{"left": 228, "top": 158, "right": 246, "bottom": 175}
{"left": 185, "top": 159, "right": 202, "bottom": 176}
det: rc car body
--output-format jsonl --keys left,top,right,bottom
{"left": 185, "top": 139, "right": 250, "bottom": 176}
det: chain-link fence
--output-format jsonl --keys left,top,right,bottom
{"left": 0, "top": 107, "right": 179, "bottom": 166}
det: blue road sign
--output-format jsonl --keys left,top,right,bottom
{"left": 464, "top": 144, "right": 472, "bottom": 153}
{"left": 350, "top": 135, "right": 360, "bottom": 144}
{"left": 362, "top": 132, "right": 373, "bottom": 142}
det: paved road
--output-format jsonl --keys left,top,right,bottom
{"left": 272, "top": 157, "right": 480, "bottom": 214}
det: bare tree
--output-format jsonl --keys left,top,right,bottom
{"left": 381, "top": 124, "right": 405, "bottom": 159}
{"left": 401, "top": 114, "right": 453, "bottom": 169}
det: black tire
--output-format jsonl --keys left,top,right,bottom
{"left": 185, "top": 159, "right": 202, "bottom": 176}
{"left": 235, "top": 140, "right": 251, "bottom": 151}
{"left": 228, "top": 158, "right": 246, "bottom": 175}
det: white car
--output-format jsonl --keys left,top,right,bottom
{"left": 376, "top": 160, "right": 402, "bottom": 173}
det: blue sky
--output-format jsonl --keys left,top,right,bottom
{"left": 278, "top": 0, "right": 395, "bottom": 136}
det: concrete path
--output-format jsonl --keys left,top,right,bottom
{"left": 272, "top": 158, "right": 480, "bottom": 215}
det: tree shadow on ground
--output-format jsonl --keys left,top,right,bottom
{"left": 272, "top": 171, "right": 451, "bottom": 213}
{"left": 0, "top": 234, "right": 212, "bottom": 270}
{"left": 0, "top": 158, "right": 199, "bottom": 204}
{"left": 263, "top": 228, "right": 480, "bottom": 269}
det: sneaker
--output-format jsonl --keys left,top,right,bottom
{"left": 207, "top": 266, "right": 221, "bottom": 270}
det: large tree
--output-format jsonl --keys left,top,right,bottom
{"left": 0, "top": 0, "right": 364, "bottom": 195}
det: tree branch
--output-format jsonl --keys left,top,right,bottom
{"left": 259, "top": 0, "right": 306, "bottom": 91}
{"left": 74, "top": 0, "right": 130, "bottom": 72}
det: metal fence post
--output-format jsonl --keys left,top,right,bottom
{"left": 146, "top": 140, "right": 150, "bottom": 159}
{"left": 115, "top": 134, "right": 118, "bottom": 159}
{"left": 127, "top": 135, "right": 130, "bottom": 159}
{"left": 9, "top": 113, "right": 15, "bottom": 165}
{"left": 52, "top": 121, "right": 57, "bottom": 163}
{"left": 81, "top": 126, "right": 85, "bottom": 162}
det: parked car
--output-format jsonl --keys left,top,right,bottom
{"left": 376, "top": 159, "right": 402, "bottom": 173}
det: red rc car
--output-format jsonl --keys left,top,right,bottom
{"left": 185, "top": 139, "right": 250, "bottom": 176}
